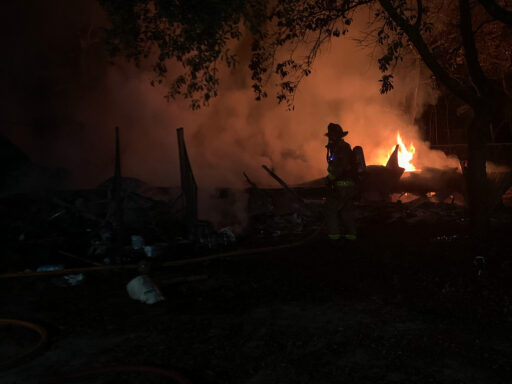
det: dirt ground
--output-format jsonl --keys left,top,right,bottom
{"left": 2, "top": 203, "right": 512, "bottom": 384}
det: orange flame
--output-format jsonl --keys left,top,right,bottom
{"left": 391, "top": 133, "right": 416, "bottom": 172}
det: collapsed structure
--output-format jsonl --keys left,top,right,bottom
{"left": 0, "top": 128, "right": 511, "bottom": 277}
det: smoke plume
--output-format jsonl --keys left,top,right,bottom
{"left": 0, "top": 1, "right": 460, "bottom": 225}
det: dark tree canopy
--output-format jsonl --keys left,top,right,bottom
{"left": 99, "top": 0, "right": 512, "bottom": 110}
{"left": 99, "top": 0, "right": 267, "bottom": 109}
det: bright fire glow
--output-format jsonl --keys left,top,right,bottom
{"left": 390, "top": 133, "right": 416, "bottom": 172}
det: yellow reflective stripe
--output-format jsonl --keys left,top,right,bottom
{"left": 328, "top": 234, "right": 341, "bottom": 240}
{"left": 344, "top": 234, "right": 357, "bottom": 241}
{"left": 335, "top": 180, "right": 354, "bottom": 187}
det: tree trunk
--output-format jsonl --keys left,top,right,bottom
{"left": 466, "top": 107, "right": 492, "bottom": 242}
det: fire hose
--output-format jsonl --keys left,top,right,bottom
{"left": 0, "top": 318, "right": 190, "bottom": 383}
{"left": 0, "top": 318, "right": 48, "bottom": 371}
{"left": 0, "top": 224, "right": 323, "bottom": 279}
{"left": 0, "top": 226, "right": 322, "bottom": 372}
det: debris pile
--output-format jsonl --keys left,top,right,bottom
{"left": 1, "top": 127, "right": 511, "bottom": 277}
{"left": 0, "top": 128, "right": 239, "bottom": 275}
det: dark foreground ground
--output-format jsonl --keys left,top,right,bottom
{"left": 2, "top": 203, "right": 512, "bottom": 384}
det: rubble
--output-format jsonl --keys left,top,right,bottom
{"left": 126, "top": 275, "right": 165, "bottom": 304}
{"left": 432, "top": 234, "right": 460, "bottom": 242}
{"left": 130, "top": 235, "right": 145, "bottom": 250}
{"left": 143, "top": 243, "right": 168, "bottom": 258}
{"left": 261, "top": 165, "right": 309, "bottom": 210}
{"left": 219, "top": 227, "right": 236, "bottom": 243}
{"left": 36, "top": 265, "right": 63, "bottom": 272}
{"left": 398, "top": 167, "right": 464, "bottom": 202}
{"left": 1, "top": 126, "right": 510, "bottom": 279}
{"left": 63, "top": 273, "right": 85, "bottom": 286}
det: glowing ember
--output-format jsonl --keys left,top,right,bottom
{"left": 391, "top": 133, "right": 416, "bottom": 172}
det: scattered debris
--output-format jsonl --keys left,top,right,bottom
{"left": 218, "top": 227, "right": 236, "bottom": 243}
{"left": 433, "top": 234, "right": 460, "bottom": 242}
{"left": 52, "top": 196, "right": 102, "bottom": 223}
{"left": 143, "top": 243, "right": 168, "bottom": 258}
{"left": 48, "top": 210, "right": 65, "bottom": 221}
{"left": 473, "top": 256, "right": 486, "bottom": 277}
{"left": 126, "top": 275, "right": 165, "bottom": 304}
{"left": 131, "top": 235, "right": 145, "bottom": 250}
{"left": 63, "top": 273, "right": 85, "bottom": 286}
{"left": 36, "top": 265, "right": 63, "bottom": 272}
{"left": 261, "top": 165, "right": 308, "bottom": 210}
{"left": 1, "top": 127, "right": 510, "bottom": 279}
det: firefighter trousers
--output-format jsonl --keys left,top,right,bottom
{"left": 324, "top": 185, "right": 356, "bottom": 240}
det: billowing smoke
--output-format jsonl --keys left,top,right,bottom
{"left": 1, "top": 1, "right": 459, "bottom": 225}
{"left": 69, "top": 19, "right": 457, "bottom": 188}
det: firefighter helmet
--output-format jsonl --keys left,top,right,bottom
{"left": 325, "top": 123, "right": 348, "bottom": 138}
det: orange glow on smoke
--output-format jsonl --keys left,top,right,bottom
{"left": 390, "top": 133, "right": 417, "bottom": 172}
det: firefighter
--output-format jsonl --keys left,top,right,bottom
{"left": 324, "top": 123, "right": 357, "bottom": 243}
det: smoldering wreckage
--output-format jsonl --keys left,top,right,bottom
{"left": 2, "top": 126, "right": 512, "bottom": 276}
{"left": 1, "top": 126, "right": 512, "bottom": 376}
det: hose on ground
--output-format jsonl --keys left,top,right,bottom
{"left": 0, "top": 318, "right": 48, "bottom": 371}
{"left": 0, "top": 224, "right": 324, "bottom": 279}
{"left": 0, "top": 224, "right": 324, "bottom": 372}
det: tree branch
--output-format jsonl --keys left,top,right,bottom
{"left": 414, "top": 0, "right": 423, "bottom": 29}
{"left": 378, "top": 0, "right": 478, "bottom": 105}
{"left": 459, "top": 0, "right": 490, "bottom": 96}
{"left": 477, "top": 0, "right": 512, "bottom": 26}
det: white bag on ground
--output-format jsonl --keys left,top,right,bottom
{"left": 126, "top": 275, "right": 165, "bottom": 304}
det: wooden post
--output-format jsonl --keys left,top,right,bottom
{"left": 177, "top": 128, "right": 198, "bottom": 241}
{"left": 109, "top": 126, "right": 124, "bottom": 257}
